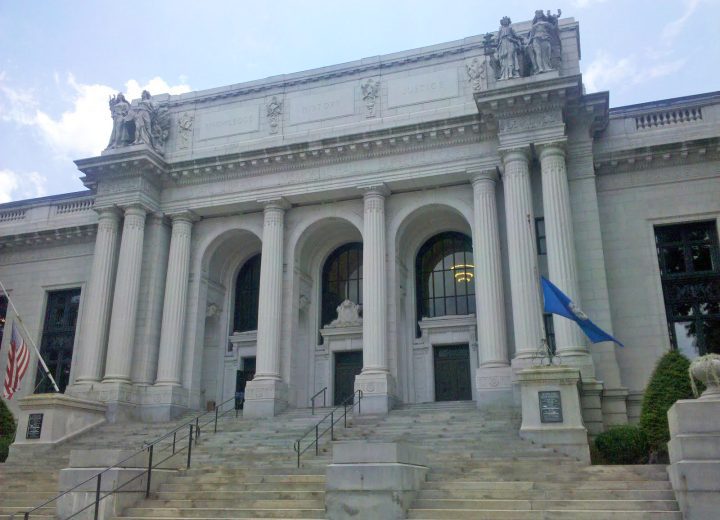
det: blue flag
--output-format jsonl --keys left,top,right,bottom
{"left": 541, "top": 276, "right": 624, "bottom": 347}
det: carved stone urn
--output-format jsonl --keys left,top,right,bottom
{"left": 689, "top": 353, "right": 720, "bottom": 400}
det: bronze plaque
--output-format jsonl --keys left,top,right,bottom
{"left": 26, "top": 413, "right": 43, "bottom": 439}
{"left": 539, "top": 391, "right": 563, "bottom": 423}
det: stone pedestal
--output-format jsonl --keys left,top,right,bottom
{"left": 58, "top": 449, "right": 177, "bottom": 520}
{"left": 138, "top": 385, "right": 189, "bottom": 422}
{"left": 354, "top": 372, "right": 396, "bottom": 415}
{"left": 243, "top": 378, "right": 288, "bottom": 417}
{"left": 667, "top": 397, "right": 720, "bottom": 519}
{"left": 326, "top": 441, "right": 427, "bottom": 520}
{"left": 517, "top": 365, "right": 590, "bottom": 463}
{"left": 475, "top": 366, "right": 514, "bottom": 408}
{"left": 9, "top": 394, "right": 106, "bottom": 456}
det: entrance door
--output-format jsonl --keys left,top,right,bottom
{"left": 36, "top": 288, "right": 81, "bottom": 394}
{"left": 236, "top": 356, "right": 256, "bottom": 396}
{"left": 334, "top": 351, "right": 362, "bottom": 405}
{"left": 434, "top": 344, "right": 472, "bottom": 401}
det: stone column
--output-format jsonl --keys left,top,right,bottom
{"left": 72, "top": 207, "right": 121, "bottom": 386}
{"left": 354, "top": 185, "right": 395, "bottom": 415}
{"left": 155, "top": 212, "right": 196, "bottom": 386}
{"left": 539, "top": 142, "right": 594, "bottom": 376}
{"left": 471, "top": 169, "right": 513, "bottom": 406}
{"left": 501, "top": 147, "right": 544, "bottom": 367}
{"left": 103, "top": 205, "right": 147, "bottom": 384}
{"left": 243, "top": 200, "right": 289, "bottom": 417}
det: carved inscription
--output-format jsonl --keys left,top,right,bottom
{"left": 289, "top": 88, "right": 355, "bottom": 125}
{"left": 387, "top": 70, "right": 458, "bottom": 108}
{"left": 196, "top": 105, "right": 260, "bottom": 141}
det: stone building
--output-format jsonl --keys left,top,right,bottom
{"left": 0, "top": 14, "right": 718, "bottom": 433}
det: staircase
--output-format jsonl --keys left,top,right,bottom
{"left": 3, "top": 401, "right": 681, "bottom": 520}
{"left": 0, "top": 413, "right": 195, "bottom": 519}
{"left": 338, "top": 401, "right": 680, "bottom": 519}
{"left": 118, "top": 408, "right": 331, "bottom": 520}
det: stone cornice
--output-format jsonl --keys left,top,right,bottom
{"left": 168, "top": 116, "right": 485, "bottom": 186}
{"left": 594, "top": 138, "right": 720, "bottom": 176}
{"left": 0, "top": 224, "right": 97, "bottom": 250}
{"left": 76, "top": 145, "right": 170, "bottom": 190}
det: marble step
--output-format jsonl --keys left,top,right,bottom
{"left": 159, "top": 482, "right": 326, "bottom": 492}
{"left": 153, "top": 491, "right": 325, "bottom": 501}
{"left": 409, "top": 498, "right": 679, "bottom": 511}
{"left": 422, "top": 480, "right": 674, "bottom": 491}
{"left": 407, "top": 510, "right": 683, "bottom": 519}
{"left": 139, "top": 499, "right": 323, "bottom": 509}
{"left": 418, "top": 488, "right": 676, "bottom": 501}
{"left": 119, "top": 508, "right": 326, "bottom": 518}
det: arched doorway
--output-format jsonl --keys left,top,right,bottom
{"left": 415, "top": 231, "right": 475, "bottom": 401}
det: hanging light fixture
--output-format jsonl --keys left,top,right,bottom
{"left": 450, "top": 263, "right": 475, "bottom": 282}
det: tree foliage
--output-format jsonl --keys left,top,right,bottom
{"left": 0, "top": 398, "right": 16, "bottom": 462}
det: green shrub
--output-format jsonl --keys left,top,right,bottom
{"left": 594, "top": 425, "right": 648, "bottom": 464}
{"left": 639, "top": 350, "right": 695, "bottom": 458}
{"left": 0, "top": 399, "right": 15, "bottom": 462}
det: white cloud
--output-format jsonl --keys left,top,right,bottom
{"left": 0, "top": 169, "right": 47, "bottom": 203}
{"left": 0, "top": 73, "right": 191, "bottom": 160}
{"left": 583, "top": 51, "right": 686, "bottom": 93}
{"left": 662, "top": 0, "right": 700, "bottom": 41}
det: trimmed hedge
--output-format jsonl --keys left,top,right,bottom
{"left": 639, "top": 350, "right": 695, "bottom": 458}
{"left": 0, "top": 398, "right": 15, "bottom": 462}
{"left": 594, "top": 425, "right": 648, "bottom": 465}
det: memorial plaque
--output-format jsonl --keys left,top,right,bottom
{"left": 539, "top": 391, "right": 563, "bottom": 423}
{"left": 26, "top": 413, "right": 43, "bottom": 439}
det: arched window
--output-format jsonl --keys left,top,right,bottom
{"left": 321, "top": 243, "right": 363, "bottom": 327}
{"left": 233, "top": 254, "right": 261, "bottom": 332}
{"left": 416, "top": 232, "right": 475, "bottom": 321}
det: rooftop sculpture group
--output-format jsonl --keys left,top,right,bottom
{"left": 491, "top": 10, "right": 562, "bottom": 81}
{"left": 106, "top": 90, "right": 171, "bottom": 155}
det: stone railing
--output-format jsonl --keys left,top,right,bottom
{"left": 54, "top": 198, "right": 95, "bottom": 215}
{"left": 635, "top": 106, "right": 703, "bottom": 130}
{"left": 0, "top": 208, "right": 26, "bottom": 223}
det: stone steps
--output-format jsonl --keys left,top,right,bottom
{"left": 407, "top": 510, "right": 683, "bottom": 519}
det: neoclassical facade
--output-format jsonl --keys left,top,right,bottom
{"left": 1, "top": 15, "right": 718, "bottom": 431}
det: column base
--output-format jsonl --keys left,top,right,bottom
{"left": 137, "top": 385, "right": 189, "bottom": 422}
{"left": 580, "top": 379, "right": 604, "bottom": 437}
{"left": 97, "top": 381, "right": 136, "bottom": 423}
{"left": 354, "top": 372, "right": 396, "bottom": 415}
{"left": 243, "top": 378, "right": 288, "bottom": 417}
{"left": 602, "top": 387, "right": 629, "bottom": 427}
{"left": 475, "top": 365, "right": 513, "bottom": 409}
{"left": 555, "top": 349, "right": 596, "bottom": 380}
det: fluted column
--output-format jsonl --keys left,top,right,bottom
{"left": 353, "top": 185, "right": 394, "bottom": 415}
{"left": 73, "top": 207, "right": 121, "bottom": 384}
{"left": 471, "top": 170, "right": 509, "bottom": 367}
{"left": 254, "top": 202, "right": 286, "bottom": 380}
{"left": 155, "top": 212, "right": 196, "bottom": 386}
{"left": 539, "top": 142, "right": 588, "bottom": 358}
{"left": 361, "top": 186, "right": 389, "bottom": 373}
{"left": 243, "top": 200, "right": 289, "bottom": 417}
{"left": 103, "top": 205, "right": 147, "bottom": 383}
{"left": 502, "top": 147, "right": 544, "bottom": 362}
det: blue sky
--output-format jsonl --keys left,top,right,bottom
{"left": 1, "top": 0, "right": 718, "bottom": 203}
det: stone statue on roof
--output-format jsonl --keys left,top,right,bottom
{"left": 527, "top": 9, "right": 562, "bottom": 75}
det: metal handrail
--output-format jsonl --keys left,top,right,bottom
{"left": 310, "top": 387, "right": 327, "bottom": 415}
{"left": 16, "top": 395, "right": 239, "bottom": 520}
{"left": 293, "top": 389, "right": 362, "bottom": 467}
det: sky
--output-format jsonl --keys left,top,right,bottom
{"left": 0, "top": 0, "right": 718, "bottom": 203}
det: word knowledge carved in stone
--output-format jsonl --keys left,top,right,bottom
{"left": 490, "top": 10, "right": 562, "bottom": 81}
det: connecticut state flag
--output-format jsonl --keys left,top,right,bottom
{"left": 541, "top": 276, "right": 624, "bottom": 347}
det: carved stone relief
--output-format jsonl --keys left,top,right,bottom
{"left": 177, "top": 112, "right": 194, "bottom": 149}
{"left": 465, "top": 57, "right": 488, "bottom": 92}
{"left": 266, "top": 96, "right": 283, "bottom": 134}
{"left": 361, "top": 78, "right": 380, "bottom": 118}
{"left": 327, "top": 300, "right": 362, "bottom": 327}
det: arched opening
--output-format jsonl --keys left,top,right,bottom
{"left": 415, "top": 231, "right": 476, "bottom": 322}
{"left": 233, "top": 253, "right": 261, "bottom": 333}
{"left": 321, "top": 242, "right": 363, "bottom": 327}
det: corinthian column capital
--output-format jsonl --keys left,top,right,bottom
{"left": 469, "top": 166, "right": 500, "bottom": 186}
{"left": 499, "top": 145, "right": 531, "bottom": 165}
{"left": 358, "top": 183, "right": 390, "bottom": 199}
{"left": 536, "top": 140, "right": 567, "bottom": 160}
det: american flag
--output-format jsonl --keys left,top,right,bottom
{"left": 3, "top": 322, "right": 30, "bottom": 399}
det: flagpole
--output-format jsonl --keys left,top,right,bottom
{"left": 527, "top": 213, "right": 553, "bottom": 365}
{"left": 0, "top": 278, "right": 60, "bottom": 393}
